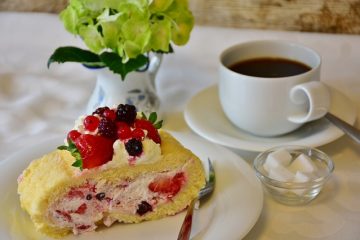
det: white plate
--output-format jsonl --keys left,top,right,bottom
{"left": 184, "top": 85, "right": 357, "bottom": 152}
{"left": 0, "top": 132, "right": 263, "bottom": 240}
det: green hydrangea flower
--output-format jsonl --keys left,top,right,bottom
{"left": 49, "top": 0, "right": 194, "bottom": 79}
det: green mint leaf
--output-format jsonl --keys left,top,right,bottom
{"left": 57, "top": 145, "right": 68, "bottom": 150}
{"left": 141, "top": 112, "right": 163, "bottom": 129}
{"left": 154, "top": 120, "right": 163, "bottom": 129}
{"left": 148, "top": 112, "right": 157, "bottom": 124}
{"left": 47, "top": 46, "right": 104, "bottom": 68}
{"left": 57, "top": 139, "right": 84, "bottom": 171}
{"left": 71, "top": 159, "right": 83, "bottom": 171}
{"left": 100, "top": 52, "right": 148, "bottom": 80}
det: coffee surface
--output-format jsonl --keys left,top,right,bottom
{"left": 229, "top": 57, "right": 311, "bottom": 78}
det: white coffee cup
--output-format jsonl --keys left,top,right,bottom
{"left": 219, "top": 40, "right": 330, "bottom": 137}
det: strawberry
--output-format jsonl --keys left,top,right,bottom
{"left": 148, "top": 172, "right": 185, "bottom": 196}
{"left": 74, "top": 134, "right": 114, "bottom": 169}
{"left": 67, "top": 130, "right": 81, "bottom": 142}
{"left": 67, "top": 189, "right": 85, "bottom": 199}
{"left": 134, "top": 119, "right": 161, "bottom": 144}
{"left": 116, "top": 122, "right": 132, "bottom": 140}
{"left": 131, "top": 128, "right": 145, "bottom": 140}
{"left": 55, "top": 210, "right": 72, "bottom": 222}
{"left": 74, "top": 203, "right": 87, "bottom": 214}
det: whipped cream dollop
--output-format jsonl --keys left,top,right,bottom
{"left": 104, "top": 138, "right": 162, "bottom": 169}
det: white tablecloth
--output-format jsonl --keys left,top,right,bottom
{"left": 1, "top": 12, "right": 360, "bottom": 240}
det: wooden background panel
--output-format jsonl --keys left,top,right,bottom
{"left": 0, "top": 0, "right": 359, "bottom": 34}
{"left": 189, "top": 0, "right": 360, "bottom": 34}
{"left": 0, "top": 0, "right": 67, "bottom": 13}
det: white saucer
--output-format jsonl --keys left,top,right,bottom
{"left": 184, "top": 85, "right": 357, "bottom": 152}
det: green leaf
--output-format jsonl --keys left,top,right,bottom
{"left": 141, "top": 111, "right": 163, "bottom": 129}
{"left": 57, "top": 145, "right": 68, "bottom": 150}
{"left": 47, "top": 46, "right": 104, "bottom": 68}
{"left": 148, "top": 112, "right": 157, "bottom": 123}
{"left": 72, "top": 159, "right": 83, "bottom": 171}
{"left": 154, "top": 120, "right": 163, "bottom": 129}
{"left": 100, "top": 52, "right": 148, "bottom": 80}
{"left": 57, "top": 139, "right": 84, "bottom": 171}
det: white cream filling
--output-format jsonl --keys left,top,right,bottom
{"left": 48, "top": 169, "right": 186, "bottom": 234}
{"left": 103, "top": 138, "right": 161, "bottom": 169}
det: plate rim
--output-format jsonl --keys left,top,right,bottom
{"left": 184, "top": 85, "right": 357, "bottom": 152}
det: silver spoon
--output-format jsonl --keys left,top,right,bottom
{"left": 325, "top": 112, "right": 360, "bottom": 144}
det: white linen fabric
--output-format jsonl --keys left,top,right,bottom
{"left": 1, "top": 12, "right": 360, "bottom": 240}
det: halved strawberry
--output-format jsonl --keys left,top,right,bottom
{"left": 67, "top": 130, "right": 81, "bottom": 142}
{"left": 134, "top": 119, "right": 161, "bottom": 144}
{"left": 67, "top": 189, "right": 85, "bottom": 199}
{"left": 148, "top": 172, "right": 186, "bottom": 196}
{"left": 74, "top": 134, "right": 114, "bottom": 169}
{"left": 131, "top": 128, "right": 145, "bottom": 140}
{"left": 74, "top": 203, "right": 87, "bottom": 214}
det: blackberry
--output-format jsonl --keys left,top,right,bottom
{"left": 98, "top": 118, "right": 116, "bottom": 138}
{"left": 96, "top": 192, "right": 106, "bottom": 201}
{"left": 125, "top": 138, "right": 143, "bottom": 156}
{"left": 86, "top": 194, "right": 92, "bottom": 200}
{"left": 92, "top": 106, "right": 110, "bottom": 116}
{"left": 136, "top": 201, "right": 152, "bottom": 216}
{"left": 116, "top": 104, "right": 137, "bottom": 124}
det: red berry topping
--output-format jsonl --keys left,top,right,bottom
{"left": 98, "top": 118, "right": 117, "bottom": 139}
{"left": 67, "top": 130, "right": 81, "bottom": 142}
{"left": 116, "top": 122, "right": 132, "bottom": 140}
{"left": 83, "top": 115, "right": 100, "bottom": 132}
{"left": 55, "top": 210, "right": 72, "bottom": 222}
{"left": 74, "top": 134, "right": 114, "bottom": 169}
{"left": 148, "top": 172, "right": 186, "bottom": 196}
{"left": 92, "top": 106, "right": 110, "bottom": 116}
{"left": 132, "top": 128, "right": 145, "bottom": 140}
{"left": 134, "top": 119, "right": 161, "bottom": 144}
{"left": 116, "top": 104, "right": 137, "bottom": 124}
{"left": 67, "top": 189, "right": 85, "bottom": 199}
{"left": 103, "top": 109, "right": 116, "bottom": 121}
{"left": 74, "top": 203, "right": 87, "bottom": 214}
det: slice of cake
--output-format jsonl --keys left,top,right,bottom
{"left": 17, "top": 104, "right": 206, "bottom": 238}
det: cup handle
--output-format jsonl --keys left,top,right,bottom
{"left": 288, "top": 81, "right": 331, "bottom": 124}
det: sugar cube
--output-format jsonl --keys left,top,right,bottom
{"left": 263, "top": 149, "right": 292, "bottom": 172}
{"left": 291, "top": 171, "right": 310, "bottom": 196}
{"left": 288, "top": 153, "right": 318, "bottom": 173}
{"left": 268, "top": 165, "right": 294, "bottom": 182}
{"left": 293, "top": 171, "right": 310, "bottom": 183}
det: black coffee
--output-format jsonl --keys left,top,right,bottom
{"left": 229, "top": 57, "right": 311, "bottom": 78}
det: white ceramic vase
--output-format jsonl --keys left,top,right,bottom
{"left": 86, "top": 53, "right": 162, "bottom": 114}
